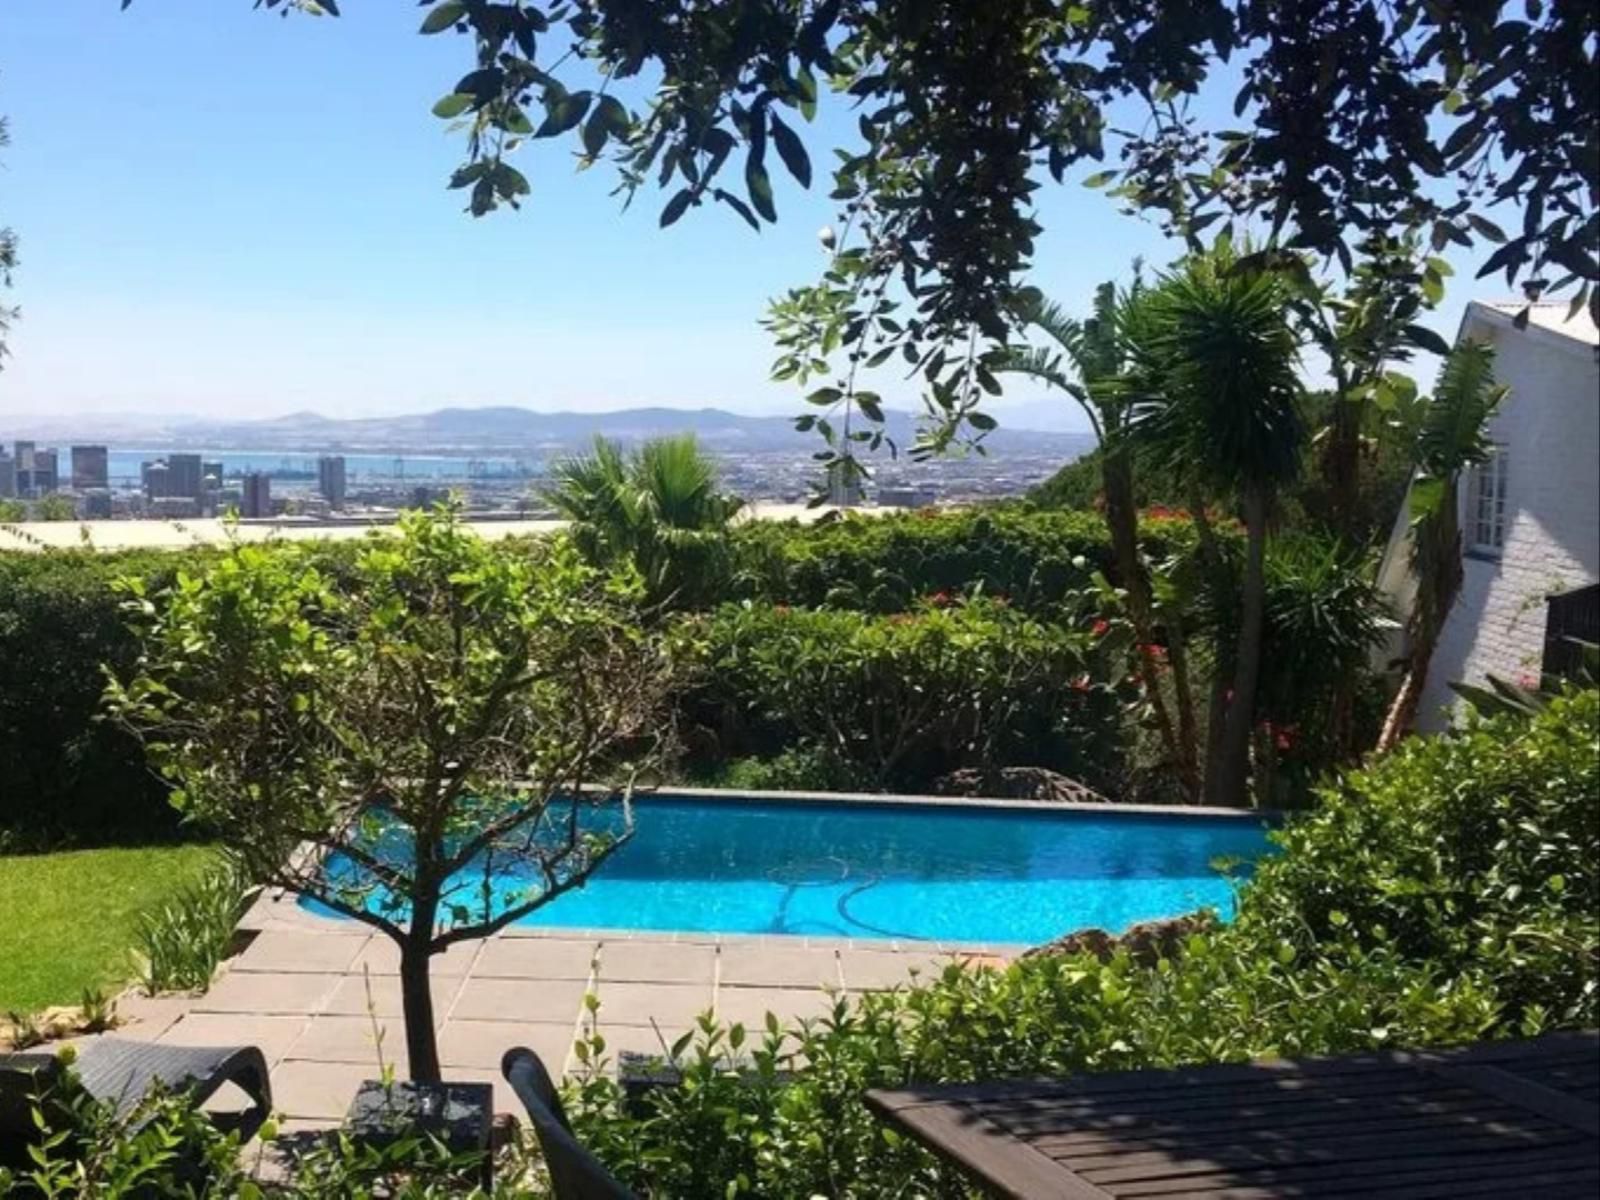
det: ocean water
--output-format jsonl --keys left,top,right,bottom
{"left": 104, "top": 450, "right": 536, "bottom": 487}
{"left": 307, "top": 796, "right": 1273, "bottom": 945}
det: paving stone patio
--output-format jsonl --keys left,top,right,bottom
{"left": 104, "top": 890, "right": 1021, "bottom": 1129}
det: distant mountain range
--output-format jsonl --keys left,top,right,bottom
{"left": 5, "top": 405, "right": 1096, "bottom": 458}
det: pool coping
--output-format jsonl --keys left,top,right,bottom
{"left": 240, "top": 886, "right": 1034, "bottom": 956}
{"left": 635, "top": 785, "right": 1280, "bottom": 821}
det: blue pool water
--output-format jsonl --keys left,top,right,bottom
{"left": 308, "top": 797, "right": 1272, "bottom": 945}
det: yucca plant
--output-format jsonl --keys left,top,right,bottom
{"left": 544, "top": 434, "right": 744, "bottom": 609}
{"left": 1128, "top": 244, "right": 1306, "bottom": 805}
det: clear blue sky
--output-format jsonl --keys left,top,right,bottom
{"left": 0, "top": 1, "right": 1494, "bottom": 431}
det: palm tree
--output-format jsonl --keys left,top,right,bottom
{"left": 999, "top": 281, "right": 1202, "bottom": 801}
{"left": 1376, "top": 342, "right": 1506, "bottom": 750}
{"left": 1129, "top": 247, "right": 1305, "bottom": 806}
{"left": 543, "top": 434, "right": 744, "bottom": 608}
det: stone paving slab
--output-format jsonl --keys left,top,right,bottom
{"left": 472, "top": 935, "right": 600, "bottom": 981}
{"left": 321, "top": 972, "right": 464, "bottom": 1020}
{"left": 105, "top": 891, "right": 1017, "bottom": 1126}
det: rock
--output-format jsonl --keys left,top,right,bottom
{"left": 933, "top": 766, "right": 1109, "bottom": 804}
{"left": 1023, "top": 911, "right": 1218, "bottom": 967}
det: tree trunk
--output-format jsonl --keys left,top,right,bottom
{"left": 1376, "top": 639, "right": 1432, "bottom": 752}
{"left": 399, "top": 917, "right": 442, "bottom": 1084}
{"left": 1101, "top": 446, "right": 1200, "bottom": 801}
{"left": 1325, "top": 396, "right": 1363, "bottom": 540}
{"left": 1186, "top": 490, "right": 1231, "bottom": 804}
{"left": 1214, "top": 487, "right": 1269, "bottom": 806}
{"left": 1324, "top": 395, "right": 1365, "bottom": 761}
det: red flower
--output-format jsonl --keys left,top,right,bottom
{"left": 1091, "top": 619, "right": 1110, "bottom": 637}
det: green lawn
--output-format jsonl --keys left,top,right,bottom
{"left": 0, "top": 844, "right": 218, "bottom": 1012}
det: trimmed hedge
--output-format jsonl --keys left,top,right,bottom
{"left": 0, "top": 550, "right": 198, "bottom": 847}
{"left": 0, "top": 507, "right": 1210, "bottom": 845}
{"left": 727, "top": 505, "right": 1200, "bottom": 613}
{"left": 674, "top": 597, "right": 1130, "bottom": 792}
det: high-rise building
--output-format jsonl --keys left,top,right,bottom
{"left": 0, "top": 451, "right": 15, "bottom": 499}
{"left": 167, "top": 453, "right": 203, "bottom": 500}
{"left": 12, "top": 441, "right": 36, "bottom": 497}
{"left": 318, "top": 455, "right": 347, "bottom": 508}
{"left": 241, "top": 471, "right": 272, "bottom": 518}
{"left": 31, "top": 449, "right": 60, "bottom": 494}
{"left": 71, "top": 445, "right": 109, "bottom": 490}
{"left": 142, "top": 460, "right": 170, "bottom": 501}
{"left": 200, "top": 462, "right": 224, "bottom": 516}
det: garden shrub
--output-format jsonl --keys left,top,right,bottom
{"left": 727, "top": 505, "right": 1198, "bottom": 614}
{"left": 557, "top": 691, "right": 1599, "bottom": 1198}
{"left": 683, "top": 745, "right": 873, "bottom": 793}
{"left": 675, "top": 597, "right": 1130, "bottom": 792}
{"left": 0, "top": 550, "right": 198, "bottom": 847}
{"left": 1235, "top": 686, "right": 1600, "bottom": 1026}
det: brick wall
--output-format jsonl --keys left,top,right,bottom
{"left": 1417, "top": 312, "right": 1600, "bottom": 730}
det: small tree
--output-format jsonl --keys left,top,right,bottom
{"left": 1376, "top": 341, "right": 1506, "bottom": 750}
{"left": 108, "top": 507, "right": 673, "bottom": 1082}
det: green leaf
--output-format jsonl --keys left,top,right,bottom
{"left": 1408, "top": 476, "right": 1446, "bottom": 521}
{"left": 806, "top": 387, "right": 842, "bottom": 406}
{"left": 1403, "top": 323, "right": 1452, "bottom": 356}
{"left": 594, "top": 95, "right": 630, "bottom": 137}
{"left": 746, "top": 157, "right": 777, "bottom": 223}
{"left": 431, "top": 93, "right": 473, "bottom": 119}
{"left": 769, "top": 113, "right": 811, "bottom": 188}
{"left": 1466, "top": 213, "right": 1507, "bottom": 243}
{"left": 581, "top": 113, "right": 609, "bottom": 158}
{"left": 537, "top": 90, "right": 592, "bottom": 138}
{"left": 419, "top": 2, "right": 465, "bottom": 35}
{"left": 659, "top": 189, "right": 694, "bottom": 227}
{"left": 1082, "top": 170, "right": 1118, "bottom": 188}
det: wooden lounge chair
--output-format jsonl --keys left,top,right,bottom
{"left": 1, "top": 1036, "right": 272, "bottom": 1152}
{"left": 501, "top": 1047, "right": 636, "bottom": 1200}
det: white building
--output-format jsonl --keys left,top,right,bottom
{"left": 1377, "top": 300, "right": 1600, "bottom": 731}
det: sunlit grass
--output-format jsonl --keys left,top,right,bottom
{"left": 0, "top": 844, "right": 218, "bottom": 1012}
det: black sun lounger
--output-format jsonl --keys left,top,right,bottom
{"left": 502, "top": 1046, "right": 636, "bottom": 1200}
{"left": 1, "top": 1036, "right": 271, "bottom": 1139}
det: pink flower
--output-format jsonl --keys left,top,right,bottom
{"left": 1091, "top": 619, "right": 1110, "bottom": 638}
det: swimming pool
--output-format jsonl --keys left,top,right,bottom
{"left": 307, "top": 793, "right": 1273, "bottom": 946}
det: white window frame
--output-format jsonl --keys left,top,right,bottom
{"left": 1467, "top": 444, "right": 1509, "bottom": 557}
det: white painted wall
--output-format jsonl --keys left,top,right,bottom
{"left": 1415, "top": 308, "right": 1600, "bottom": 730}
